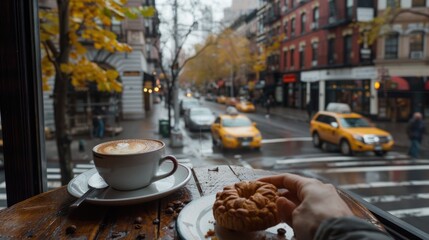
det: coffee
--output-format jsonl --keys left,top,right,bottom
{"left": 95, "top": 139, "right": 163, "bottom": 155}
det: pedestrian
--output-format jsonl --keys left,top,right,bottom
{"left": 92, "top": 107, "right": 105, "bottom": 139}
{"left": 407, "top": 112, "right": 426, "bottom": 158}
{"left": 259, "top": 173, "right": 393, "bottom": 240}
{"left": 265, "top": 95, "right": 274, "bottom": 118}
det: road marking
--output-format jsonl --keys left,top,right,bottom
{"left": 363, "top": 193, "right": 429, "bottom": 203}
{"left": 276, "top": 156, "right": 357, "bottom": 165}
{"left": 262, "top": 137, "right": 312, "bottom": 144}
{"left": 340, "top": 180, "right": 429, "bottom": 190}
{"left": 389, "top": 207, "right": 429, "bottom": 218}
{"left": 328, "top": 160, "right": 412, "bottom": 167}
{"left": 314, "top": 165, "right": 429, "bottom": 173}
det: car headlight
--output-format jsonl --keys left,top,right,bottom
{"left": 387, "top": 135, "right": 393, "bottom": 141}
{"left": 255, "top": 133, "right": 262, "bottom": 138}
{"left": 353, "top": 134, "right": 364, "bottom": 143}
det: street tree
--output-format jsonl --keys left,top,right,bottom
{"left": 39, "top": 0, "right": 154, "bottom": 184}
{"left": 180, "top": 29, "right": 254, "bottom": 94}
{"left": 353, "top": 6, "right": 429, "bottom": 46}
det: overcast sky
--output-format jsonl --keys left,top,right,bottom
{"left": 156, "top": 0, "right": 232, "bottom": 60}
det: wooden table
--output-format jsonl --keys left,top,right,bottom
{"left": 0, "top": 165, "right": 382, "bottom": 239}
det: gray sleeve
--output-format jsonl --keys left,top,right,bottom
{"left": 314, "top": 217, "right": 393, "bottom": 240}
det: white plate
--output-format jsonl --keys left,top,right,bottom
{"left": 67, "top": 163, "right": 191, "bottom": 206}
{"left": 177, "top": 194, "right": 294, "bottom": 240}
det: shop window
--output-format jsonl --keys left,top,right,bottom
{"left": 312, "top": 7, "right": 319, "bottom": 29}
{"left": 385, "top": 32, "right": 399, "bottom": 59}
{"left": 344, "top": 35, "right": 352, "bottom": 64}
{"left": 328, "top": 38, "right": 335, "bottom": 64}
{"left": 412, "top": 0, "right": 426, "bottom": 7}
{"left": 311, "top": 42, "right": 318, "bottom": 67}
{"left": 301, "top": 13, "right": 306, "bottom": 34}
{"left": 409, "top": 31, "right": 424, "bottom": 59}
{"left": 291, "top": 18, "right": 296, "bottom": 37}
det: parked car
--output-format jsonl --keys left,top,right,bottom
{"left": 235, "top": 100, "right": 256, "bottom": 112}
{"left": 211, "top": 109, "right": 262, "bottom": 150}
{"left": 184, "top": 107, "right": 215, "bottom": 131}
{"left": 179, "top": 98, "right": 200, "bottom": 115}
{"left": 310, "top": 104, "right": 394, "bottom": 156}
{"left": 225, "top": 97, "right": 238, "bottom": 106}
{"left": 216, "top": 95, "right": 226, "bottom": 104}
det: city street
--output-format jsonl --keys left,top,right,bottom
{"left": 1, "top": 99, "right": 429, "bottom": 234}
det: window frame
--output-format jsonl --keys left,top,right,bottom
{"left": 301, "top": 12, "right": 306, "bottom": 34}
{"left": 384, "top": 32, "right": 399, "bottom": 59}
{"left": 412, "top": 0, "right": 426, "bottom": 7}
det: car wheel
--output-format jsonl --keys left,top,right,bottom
{"left": 312, "top": 132, "right": 322, "bottom": 148}
{"left": 340, "top": 139, "right": 353, "bottom": 156}
{"left": 375, "top": 151, "right": 386, "bottom": 157}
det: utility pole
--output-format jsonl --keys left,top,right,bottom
{"left": 170, "top": 0, "right": 183, "bottom": 147}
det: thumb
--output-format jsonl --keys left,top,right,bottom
{"left": 276, "top": 197, "right": 296, "bottom": 226}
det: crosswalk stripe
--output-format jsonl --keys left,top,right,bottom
{"left": 364, "top": 193, "right": 429, "bottom": 204}
{"left": 262, "top": 137, "right": 312, "bottom": 144}
{"left": 340, "top": 180, "right": 429, "bottom": 190}
{"left": 276, "top": 156, "right": 356, "bottom": 165}
{"left": 389, "top": 207, "right": 429, "bottom": 218}
{"left": 314, "top": 165, "right": 429, "bottom": 173}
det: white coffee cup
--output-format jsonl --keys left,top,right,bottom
{"left": 92, "top": 139, "right": 178, "bottom": 191}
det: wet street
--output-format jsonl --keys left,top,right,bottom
{"left": 1, "top": 99, "right": 429, "bottom": 234}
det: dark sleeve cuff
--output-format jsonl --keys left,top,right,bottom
{"left": 314, "top": 217, "right": 393, "bottom": 240}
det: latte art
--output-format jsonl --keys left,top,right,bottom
{"left": 95, "top": 139, "right": 162, "bottom": 154}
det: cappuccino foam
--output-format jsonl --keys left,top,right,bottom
{"left": 96, "top": 139, "right": 162, "bottom": 155}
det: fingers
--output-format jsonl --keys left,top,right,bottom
{"left": 276, "top": 197, "right": 296, "bottom": 225}
{"left": 259, "top": 173, "right": 314, "bottom": 195}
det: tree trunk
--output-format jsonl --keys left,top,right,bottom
{"left": 55, "top": 0, "right": 73, "bottom": 184}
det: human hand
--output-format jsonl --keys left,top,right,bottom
{"left": 259, "top": 173, "right": 353, "bottom": 240}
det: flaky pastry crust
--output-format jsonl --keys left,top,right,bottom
{"left": 212, "top": 181, "right": 280, "bottom": 231}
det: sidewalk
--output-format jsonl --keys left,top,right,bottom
{"left": 260, "top": 105, "right": 429, "bottom": 158}
{"left": 45, "top": 104, "right": 186, "bottom": 163}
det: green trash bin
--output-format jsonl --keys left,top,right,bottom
{"left": 159, "top": 119, "right": 170, "bottom": 138}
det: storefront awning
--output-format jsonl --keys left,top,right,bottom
{"left": 283, "top": 74, "right": 296, "bottom": 83}
{"left": 390, "top": 76, "right": 410, "bottom": 90}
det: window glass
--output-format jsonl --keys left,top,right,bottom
{"left": 312, "top": 42, "right": 318, "bottom": 63}
{"left": 385, "top": 32, "right": 399, "bottom": 59}
{"left": 291, "top": 18, "right": 295, "bottom": 36}
{"left": 301, "top": 13, "right": 306, "bottom": 34}
{"left": 299, "top": 46, "right": 305, "bottom": 69}
{"left": 344, "top": 35, "right": 352, "bottom": 64}
{"left": 222, "top": 117, "right": 252, "bottom": 127}
{"left": 340, "top": 117, "right": 371, "bottom": 128}
{"left": 313, "top": 7, "right": 319, "bottom": 28}
{"left": 290, "top": 48, "right": 295, "bottom": 67}
{"left": 328, "top": 38, "right": 335, "bottom": 64}
{"left": 410, "top": 31, "right": 424, "bottom": 52}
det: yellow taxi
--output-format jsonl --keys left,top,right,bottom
{"left": 310, "top": 104, "right": 394, "bottom": 156}
{"left": 235, "top": 100, "right": 255, "bottom": 112}
{"left": 216, "top": 95, "right": 226, "bottom": 104}
{"left": 211, "top": 108, "right": 262, "bottom": 150}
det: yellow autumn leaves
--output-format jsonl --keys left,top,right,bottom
{"left": 39, "top": 0, "right": 155, "bottom": 93}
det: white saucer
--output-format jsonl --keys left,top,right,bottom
{"left": 177, "top": 194, "right": 294, "bottom": 240}
{"left": 67, "top": 163, "right": 191, "bottom": 206}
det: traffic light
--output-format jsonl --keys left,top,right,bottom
{"left": 374, "top": 81, "right": 381, "bottom": 90}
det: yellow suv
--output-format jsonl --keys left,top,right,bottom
{"left": 310, "top": 109, "right": 394, "bottom": 156}
{"left": 211, "top": 109, "right": 262, "bottom": 150}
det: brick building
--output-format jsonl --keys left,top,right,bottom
{"left": 375, "top": 0, "right": 429, "bottom": 121}
{"left": 259, "top": 0, "right": 378, "bottom": 117}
